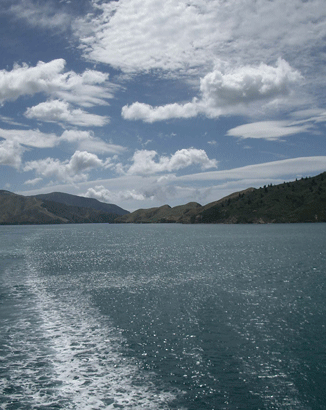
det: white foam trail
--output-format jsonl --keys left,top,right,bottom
{"left": 0, "top": 252, "right": 178, "bottom": 410}
{"left": 24, "top": 262, "right": 178, "bottom": 409}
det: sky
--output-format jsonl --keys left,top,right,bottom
{"left": 0, "top": 0, "right": 326, "bottom": 211}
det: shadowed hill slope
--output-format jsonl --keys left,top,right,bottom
{"left": 0, "top": 191, "right": 124, "bottom": 225}
{"left": 33, "top": 192, "right": 129, "bottom": 216}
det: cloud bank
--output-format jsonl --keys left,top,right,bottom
{"left": 76, "top": 0, "right": 326, "bottom": 79}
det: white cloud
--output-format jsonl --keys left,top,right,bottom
{"left": 178, "top": 156, "right": 326, "bottom": 182}
{"left": 121, "top": 59, "right": 302, "bottom": 123}
{"left": 0, "top": 115, "right": 27, "bottom": 127}
{"left": 25, "top": 100, "right": 110, "bottom": 127}
{"left": 0, "top": 127, "right": 125, "bottom": 155}
{"left": 122, "top": 100, "right": 199, "bottom": 123}
{"left": 0, "top": 128, "right": 59, "bottom": 148}
{"left": 75, "top": 0, "right": 219, "bottom": 73}
{"left": 76, "top": 0, "right": 326, "bottom": 81}
{"left": 19, "top": 155, "right": 326, "bottom": 211}
{"left": 200, "top": 58, "right": 302, "bottom": 109}
{"left": 0, "top": 139, "right": 24, "bottom": 169}
{"left": 122, "top": 59, "right": 302, "bottom": 122}
{"left": 24, "top": 177, "right": 43, "bottom": 186}
{"left": 85, "top": 185, "right": 147, "bottom": 203}
{"left": 0, "top": 59, "right": 115, "bottom": 107}
{"left": 126, "top": 148, "right": 217, "bottom": 175}
{"left": 226, "top": 121, "right": 310, "bottom": 141}
{"left": 23, "top": 150, "right": 105, "bottom": 183}
{"left": 60, "top": 130, "right": 125, "bottom": 154}
{"left": 9, "top": 0, "right": 72, "bottom": 31}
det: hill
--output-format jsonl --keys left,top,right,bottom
{"left": 117, "top": 202, "right": 202, "bottom": 223}
{"left": 33, "top": 192, "right": 128, "bottom": 216}
{"left": 1, "top": 172, "right": 325, "bottom": 225}
{"left": 0, "top": 191, "right": 127, "bottom": 225}
{"left": 115, "top": 172, "right": 326, "bottom": 224}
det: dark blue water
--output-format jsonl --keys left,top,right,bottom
{"left": 0, "top": 224, "right": 325, "bottom": 409}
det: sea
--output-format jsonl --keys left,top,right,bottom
{"left": 0, "top": 223, "right": 325, "bottom": 410}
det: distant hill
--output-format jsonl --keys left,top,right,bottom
{"left": 0, "top": 191, "right": 128, "bottom": 225}
{"left": 115, "top": 172, "right": 326, "bottom": 224}
{"left": 1, "top": 172, "right": 325, "bottom": 225}
{"left": 33, "top": 192, "right": 129, "bottom": 216}
{"left": 117, "top": 202, "right": 202, "bottom": 223}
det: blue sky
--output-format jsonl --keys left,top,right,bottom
{"left": 0, "top": 0, "right": 326, "bottom": 211}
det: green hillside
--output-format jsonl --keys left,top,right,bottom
{"left": 116, "top": 172, "right": 326, "bottom": 224}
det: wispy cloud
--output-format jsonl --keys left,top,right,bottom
{"left": 0, "top": 128, "right": 59, "bottom": 148}
{"left": 60, "top": 130, "right": 125, "bottom": 154}
{"left": 0, "top": 59, "right": 115, "bottom": 107}
{"left": 178, "top": 156, "right": 326, "bottom": 182}
{"left": 9, "top": 0, "right": 72, "bottom": 31}
{"left": 25, "top": 100, "right": 110, "bottom": 127}
{"left": 24, "top": 177, "right": 43, "bottom": 186}
{"left": 226, "top": 121, "right": 310, "bottom": 141}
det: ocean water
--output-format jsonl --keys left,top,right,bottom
{"left": 0, "top": 223, "right": 325, "bottom": 410}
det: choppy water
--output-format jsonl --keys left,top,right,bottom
{"left": 0, "top": 223, "right": 325, "bottom": 409}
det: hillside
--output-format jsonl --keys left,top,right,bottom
{"left": 1, "top": 172, "right": 325, "bottom": 225}
{"left": 115, "top": 172, "right": 326, "bottom": 224}
{"left": 33, "top": 192, "right": 128, "bottom": 216}
{"left": 117, "top": 202, "right": 202, "bottom": 223}
{"left": 0, "top": 191, "right": 124, "bottom": 225}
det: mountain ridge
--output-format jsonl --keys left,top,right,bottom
{"left": 0, "top": 191, "right": 128, "bottom": 225}
{"left": 1, "top": 171, "right": 325, "bottom": 225}
{"left": 115, "top": 172, "right": 326, "bottom": 224}
{"left": 33, "top": 192, "right": 128, "bottom": 216}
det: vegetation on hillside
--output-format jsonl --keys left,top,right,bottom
{"left": 1, "top": 172, "right": 325, "bottom": 225}
{"left": 195, "top": 172, "right": 326, "bottom": 223}
{"left": 116, "top": 172, "right": 326, "bottom": 224}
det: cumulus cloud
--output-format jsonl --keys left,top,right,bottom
{"left": 122, "top": 59, "right": 302, "bottom": 122}
{"left": 0, "top": 128, "right": 59, "bottom": 148}
{"left": 122, "top": 100, "right": 199, "bottom": 123}
{"left": 24, "top": 150, "right": 105, "bottom": 183}
{"left": 126, "top": 148, "right": 217, "bottom": 175}
{"left": 0, "top": 139, "right": 24, "bottom": 169}
{"left": 226, "top": 121, "right": 310, "bottom": 141}
{"left": 200, "top": 58, "right": 302, "bottom": 109}
{"left": 0, "top": 59, "right": 115, "bottom": 107}
{"left": 85, "top": 185, "right": 147, "bottom": 203}
{"left": 25, "top": 100, "right": 110, "bottom": 127}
